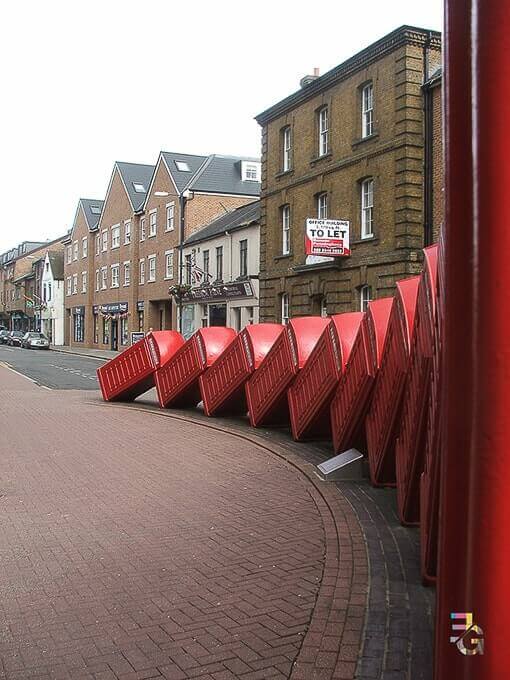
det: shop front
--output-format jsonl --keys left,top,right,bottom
{"left": 182, "top": 280, "right": 258, "bottom": 338}
{"left": 72, "top": 306, "right": 85, "bottom": 343}
{"left": 93, "top": 302, "right": 129, "bottom": 351}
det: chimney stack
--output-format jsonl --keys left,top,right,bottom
{"left": 300, "top": 68, "right": 321, "bottom": 88}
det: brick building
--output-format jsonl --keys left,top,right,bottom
{"left": 64, "top": 152, "right": 260, "bottom": 350}
{"left": 0, "top": 238, "right": 65, "bottom": 332}
{"left": 181, "top": 200, "right": 260, "bottom": 337}
{"left": 254, "top": 26, "right": 442, "bottom": 321}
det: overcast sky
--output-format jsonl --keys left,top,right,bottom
{"left": 0, "top": 0, "right": 442, "bottom": 253}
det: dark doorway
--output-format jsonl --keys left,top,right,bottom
{"left": 209, "top": 304, "right": 227, "bottom": 327}
{"left": 111, "top": 319, "right": 118, "bottom": 351}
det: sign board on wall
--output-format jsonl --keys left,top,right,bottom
{"left": 305, "top": 219, "right": 351, "bottom": 257}
{"left": 130, "top": 332, "right": 145, "bottom": 345}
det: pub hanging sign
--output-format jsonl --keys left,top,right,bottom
{"left": 305, "top": 218, "right": 351, "bottom": 257}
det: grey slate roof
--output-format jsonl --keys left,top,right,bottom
{"left": 161, "top": 152, "right": 208, "bottom": 193}
{"left": 184, "top": 200, "right": 260, "bottom": 245}
{"left": 48, "top": 251, "right": 64, "bottom": 280}
{"left": 116, "top": 161, "right": 155, "bottom": 211}
{"left": 189, "top": 155, "right": 261, "bottom": 196}
{"left": 80, "top": 198, "right": 104, "bottom": 230}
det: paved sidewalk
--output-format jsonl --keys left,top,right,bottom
{"left": 0, "top": 366, "right": 434, "bottom": 680}
{"left": 50, "top": 346, "right": 117, "bottom": 361}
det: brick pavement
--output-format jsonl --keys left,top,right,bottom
{"left": 0, "top": 366, "right": 434, "bottom": 680}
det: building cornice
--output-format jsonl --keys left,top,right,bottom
{"left": 255, "top": 25, "right": 441, "bottom": 125}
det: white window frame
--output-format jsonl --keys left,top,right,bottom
{"left": 101, "top": 229, "right": 108, "bottom": 252}
{"left": 95, "top": 269, "right": 100, "bottom": 291}
{"left": 123, "top": 261, "right": 130, "bottom": 286}
{"left": 95, "top": 235, "right": 100, "bottom": 256}
{"left": 283, "top": 126, "right": 292, "bottom": 172}
{"left": 360, "top": 285, "right": 372, "bottom": 312}
{"left": 165, "top": 202, "right": 175, "bottom": 231}
{"left": 140, "top": 217, "right": 146, "bottom": 241}
{"left": 320, "top": 298, "right": 328, "bottom": 318}
{"left": 124, "top": 220, "right": 131, "bottom": 245}
{"left": 241, "top": 161, "right": 261, "bottom": 182}
{"left": 72, "top": 273, "right": 78, "bottom": 294}
{"left": 282, "top": 204, "right": 291, "bottom": 255}
{"left": 82, "top": 236, "right": 88, "bottom": 258}
{"left": 148, "top": 255, "right": 156, "bottom": 282}
{"left": 111, "top": 264, "right": 120, "bottom": 288}
{"left": 239, "top": 239, "right": 248, "bottom": 278}
{"left": 111, "top": 224, "right": 120, "bottom": 249}
{"left": 318, "top": 106, "right": 329, "bottom": 157}
{"left": 73, "top": 241, "right": 78, "bottom": 261}
{"left": 149, "top": 210, "right": 157, "bottom": 237}
{"left": 66, "top": 246, "right": 72, "bottom": 264}
{"left": 101, "top": 266, "right": 107, "bottom": 290}
{"left": 362, "top": 83, "right": 374, "bottom": 138}
{"left": 281, "top": 293, "right": 290, "bottom": 325}
{"left": 66, "top": 276, "right": 71, "bottom": 296}
{"left": 164, "top": 250, "right": 174, "bottom": 279}
{"left": 361, "top": 178, "right": 374, "bottom": 238}
{"left": 317, "top": 192, "right": 328, "bottom": 220}
{"left": 139, "top": 259, "right": 145, "bottom": 285}
{"left": 81, "top": 271, "right": 87, "bottom": 293}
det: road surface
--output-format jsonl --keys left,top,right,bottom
{"left": 0, "top": 345, "right": 103, "bottom": 389}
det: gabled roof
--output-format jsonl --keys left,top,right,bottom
{"left": 80, "top": 198, "right": 104, "bottom": 230}
{"left": 116, "top": 161, "right": 155, "bottom": 211}
{"left": 184, "top": 200, "right": 260, "bottom": 246}
{"left": 161, "top": 152, "right": 208, "bottom": 193}
{"left": 189, "top": 155, "right": 261, "bottom": 196}
{"left": 48, "top": 251, "right": 64, "bottom": 280}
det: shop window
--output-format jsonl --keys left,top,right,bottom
{"left": 102, "top": 317, "right": 110, "bottom": 345}
{"left": 121, "top": 317, "right": 129, "bottom": 345}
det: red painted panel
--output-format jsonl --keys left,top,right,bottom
{"left": 97, "top": 331, "right": 184, "bottom": 402}
{"left": 245, "top": 316, "right": 329, "bottom": 428}
{"left": 288, "top": 313, "right": 363, "bottom": 441}
{"left": 154, "top": 327, "right": 236, "bottom": 409}
{"left": 330, "top": 298, "right": 392, "bottom": 454}
{"left": 199, "top": 324, "right": 284, "bottom": 417}
{"left": 366, "top": 277, "right": 420, "bottom": 485}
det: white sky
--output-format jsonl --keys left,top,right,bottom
{"left": 0, "top": 0, "right": 442, "bottom": 253}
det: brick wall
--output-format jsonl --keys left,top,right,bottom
{"left": 257, "top": 29, "right": 441, "bottom": 321}
{"left": 431, "top": 82, "right": 444, "bottom": 242}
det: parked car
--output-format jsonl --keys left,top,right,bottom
{"left": 0, "top": 329, "right": 10, "bottom": 344}
{"left": 21, "top": 332, "right": 50, "bottom": 350}
{"left": 7, "top": 330, "right": 25, "bottom": 347}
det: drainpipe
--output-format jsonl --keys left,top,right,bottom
{"left": 178, "top": 190, "right": 194, "bottom": 333}
{"left": 423, "top": 80, "right": 434, "bottom": 246}
{"left": 423, "top": 30, "right": 434, "bottom": 247}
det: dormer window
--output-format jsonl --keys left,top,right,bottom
{"left": 241, "top": 161, "right": 261, "bottom": 182}
{"left": 133, "top": 182, "right": 146, "bottom": 193}
{"left": 175, "top": 161, "right": 191, "bottom": 172}
{"left": 90, "top": 205, "right": 101, "bottom": 214}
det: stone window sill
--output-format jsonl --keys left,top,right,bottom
{"left": 351, "top": 132, "right": 379, "bottom": 149}
{"left": 274, "top": 253, "right": 293, "bottom": 261}
{"left": 275, "top": 169, "right": 294, "bottom": 180}
{"left": 310, "top": 152, "right": 333, "bottom": 167}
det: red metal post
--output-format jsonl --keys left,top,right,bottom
{"left": 436, "top": 0, "right": 510, "bottom": 676}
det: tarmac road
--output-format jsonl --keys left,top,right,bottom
{"left": 0, "top": 344, "right": 104, "bottom": 389}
